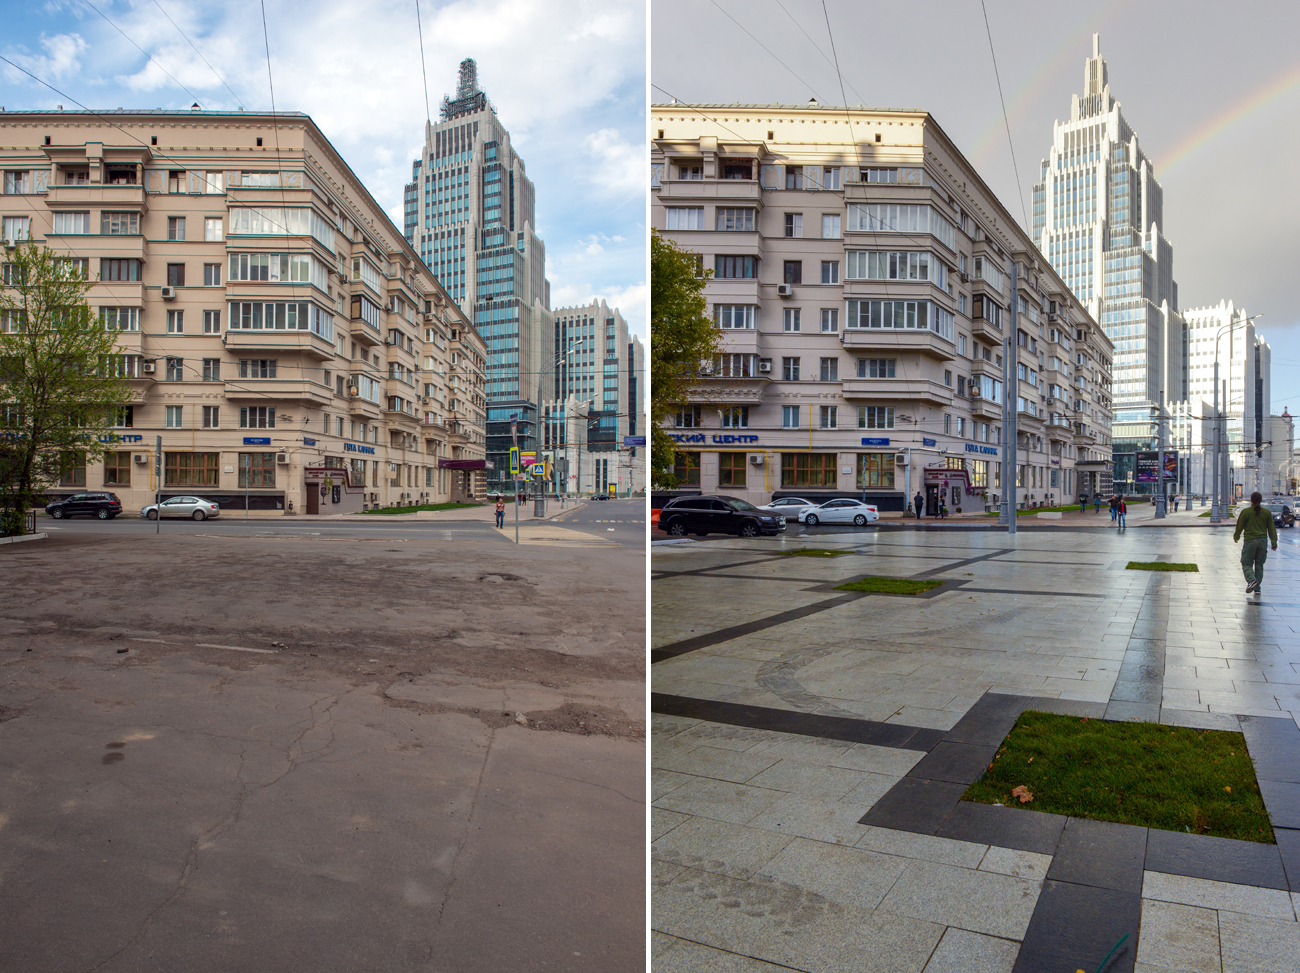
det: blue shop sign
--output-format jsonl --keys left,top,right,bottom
{"left": 243, "top": 437, "right": 271, "bottom": 445}
{"left": 344, "top": 442, "right": 376, "bottom": 455}
{"left": 667, "top": 432, "right": 760, "bottom": 445}
{"left": 922, "top": 437, "right": 937, "bottom": 447}
{"left": 98, "top": 434, "right": 143, "bottom": 444}
{"left": 861, "top": 437, "right": 890, "bottom": 446}
{"left": 966, "top": 444, "right": 998, "bottom": 456}
{"left": 303, "top": 437, "right": 317, "bottom": 446}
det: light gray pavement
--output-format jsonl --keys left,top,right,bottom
{"left": 651, "top": 523, "right": 1300, "bottom": 973}
{"left": 1, "top": 529, "right": 645, "bottom": 972}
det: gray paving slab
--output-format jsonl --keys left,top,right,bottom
{"left": 921, "top": 927, "right": 1020, "bottom": 973}
{"left": 652, "top": 816, "right": 794, "bottom": 881}
{"left": 878, "top": 859, "right": 1043, "bottom": 940}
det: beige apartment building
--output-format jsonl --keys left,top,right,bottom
{"left": 652, "top": 103, "right": 1113, "bottom": 513}
{"left": 0, "top": 108, "right": 486, "bottom": 514}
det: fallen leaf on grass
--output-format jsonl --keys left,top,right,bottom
{"left": 1224, "top": 786, "right": 1231, "bottom": 793}
{"left": 1011, "top": 785, "right": 1034, "bottom": 803}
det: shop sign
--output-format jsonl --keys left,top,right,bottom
{"left": 922, "top": 437, "right": 936, "bottom": 447}
{"left": 243, "top": 437, "right": 271, "bottom": 445}
{"left": 965, "top": 444, "right": 998, "bottom": 456}
{"left": 343, "top": 443, "right": 376, "bottom": 455}
{"left": 303, "top": 437, "right": 317, "bottom": 446}
{"left": 668, "top": 432, "right": 760, "bottom": 445}
{"left": 861, "top": 437, "right": 890, "bottom": 446}
{"left": 98, "top": 434, "right": 143, "bottom": 444}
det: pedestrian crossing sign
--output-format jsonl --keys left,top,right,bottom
{"left": 509, "top": 447, "right": 520, "bottom": 475}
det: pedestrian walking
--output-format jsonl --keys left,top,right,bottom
{"left": 1079, "top": 494, "right": 1087, "bottom": 514}
{"left": 494, "top": 496, "right": 505, "bottom": 528}
{"left": 939, "top": 496, "right": 948, "bottom": 519}
{"left": 1116, "top": 496, "right": 1127, "bottom": 529}
{"left": 1234, "top": 491, "right": 1278, "bottom": 596}
{"left": 1110, "top": 495, "right": 1118, "bottom": 522}
{"left": 914, "top": 491, "right": 924, "bottom": 518}
{"left": 1174, "top": 495, "right": 1180, "bottom": 512}
{"left": 1094, "top": 495, "right": 1101, "bottom": 513}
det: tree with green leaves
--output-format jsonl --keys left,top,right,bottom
{"left": 650, "top": 232, "right": 717, "bottom": 488}
{"left": 0, "top": 240, "right": 134, "bottom": 526}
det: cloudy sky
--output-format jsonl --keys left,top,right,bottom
{"left": 652, "top": 0, "right": 1300, "bottom": 417}
{"left": 0, "top": 0, "right": 647, "bottom": 342}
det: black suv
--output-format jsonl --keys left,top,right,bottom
{"left": 659, "top": 495, "right": 786, "bottom": 538}
{"left": 45, "top": 492, "right": 123, "bottom": 520}
{"left": 1262, "top": 502, "right": 1296, "bottom": 529}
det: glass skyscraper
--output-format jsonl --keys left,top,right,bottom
{"left": 1032, "top": 35, "right": 1184, "bottom": 485}
{"left": 404, "top": 59, "right": 551, "bottom": 490}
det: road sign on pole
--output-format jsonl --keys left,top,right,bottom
{"left": 509, "top": 447, "right": 520, "bottom": 475}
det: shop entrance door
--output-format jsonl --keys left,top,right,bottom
{"left": 925, "top": 484, "right": 940, "bottom": 517}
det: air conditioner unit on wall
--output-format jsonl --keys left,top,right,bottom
{"left": 160, "top": 286, "right": 175, "bottom": 299}
{"left": 758, "top": 361, "right": 772, "bottom": 373}
{"left": 133, "top": 453, "right": 149, "bottom": 464}
{"left": 776, "top": 284, "right": 793, "bottom": 297}
{"left": 276, "top": 453, "right": 290, "bottom": 465}
{"left": 749, "top": 454, "right": 764, "bottom": 466}
{"left": 142, "top": 362, "right": 155, "bottom": 374}
{"left": 895, "top": 454, "right": 907, "bottom": 465}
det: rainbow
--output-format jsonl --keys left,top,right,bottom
{"left": 1154, "top": 61, "right": 1300, "bottom": 175}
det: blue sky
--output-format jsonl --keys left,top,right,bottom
{"left": 0, "top": 0, "right": 647, "bottom": 342}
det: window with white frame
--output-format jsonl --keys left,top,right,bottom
{"left": 784, "top": 167, "right": 803, "bottom": 190}
{"left": 821, "top": 308, "right": 838, "bottom": 332}
{"left": 166, "top": 310, "right": 184, "bottom": 334}
{"left": 673, "top": 405, "right": 701, "bottom": 428}
{"left": 203, "top": 310, "right": 220, "bottom": 334}
{"left": 782, "top": 357, "right": 800, "bottom": 381}
{"left": 857, "top": 358, "right": 896, "bottom": 378}
{"left": 714, "top": 353, "right": 759, "bottom": 377}
{"left": 240, "top": 406, "right": 276, "bottom": 429}
{"left": 820, "top": 167, "right": 841, "bottom": 190}
{"left": 784, "top": 213, "right": 802, "bottom": 238}
{"left": 820, "top": 405, "right": 838, "bottom": 429}
{"left": 665, "top": 207, "right": 704, "bottom": 230}
{"left": 782, "top": 405, "right": 799, "bottom": 428}
{"left": 846, "top": 251, "right": 947, "bottom": 288}
{"left": 202, "top": 406, "right": 219, "bottom": 429}
{"left": 101, "top": 212, "right": 138, "bottom": 235}
{"left": 715, "top": 304, "right": 756, "bottom": 329}
{"left": 821, "top": 261, "right": 840, "bottom": 284}
{"left": 165, "top": 406, "right": 183, "bottom": 428}
{"left": 715, "top": 208, "right": 755, "bottom": 231}
{"left": 240, "top": 359, "right": 277, "bottom": 378}
{"left": 3, "top": 171, "right": 31, "bottom": 194}
{"left": 240, "top": 171, "right": 280, "bottom": 187}
{"left": 165, "top": 357, "right": 184, "bottom": 381}
{"left": 858, "top": 406, "right": 894, "bottom": 429}
{"left": 822, "top": 214, "right": 841, "bottom": 238}
{"left": 3, "top": 216, "right": 31, "bottom": 240}
{"left": 720, "top": 406, "right": 749, "bottom": 428}
{"left": 783, "top": 308, "right": 800, "bottom": 332}
{"left": 51, "top": 211, "right": 90, "bottom": 234}
{"left": 204, "top": 263, "right": 221, "bottom": 286}
{"left": 100, "top": 307, "right": 140, "bottom": 331}
{"left": 846, "top": 204, "right": 955, "bottom": 249}
{"left": 168, "top": 217, "right": 186, "bottom": 241}
{"left": 819, "top": 357, "right": 838, "bottom": 381}
{"left": 205, "top": 217, "right": 223, "bottom": 241}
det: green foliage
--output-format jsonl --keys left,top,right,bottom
{"left": 650, "top": 232, "right": 718, "bottom": 487}
{"left": 359, "top": 502, "right": 483, "bottom": 515}
{"left": 1126, "top": 562, "right": 1199, "bottom": 572}
{"left": 834, "top": 577, "right": 944, "bottom": 594}
{"left": 0, "top": 240, "right": 134, "bottom": 513}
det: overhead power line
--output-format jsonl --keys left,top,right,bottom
{"left": 415, "top": 0, "right": 432, "bottom": 123}
{"left": 149, "top": 0, "right": 245, "bottom": 109}
{"left": 80, "top": 0, "right": 204, "bottom": 106}
{"left": 776, "top": 0, "right": 866, "bottom": 106}
{"left": 708, "top": 0, "right": 823, "bottom": 103}
{"left": 979, "top": 0, "right": 1029, "bottom": 232}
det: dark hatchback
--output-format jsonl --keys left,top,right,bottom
{"left": 1263, "top": 502, "right": 1296, "bottom": 528}
{"left": 658, "top": 495, "right": 786, "bottom": 538}
{"left": 45, "top": 492, "right": 123, "bottom": 520}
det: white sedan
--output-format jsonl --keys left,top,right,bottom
{"left": 799, "top": 498, "right": 880, "bottom": 527}
{"left": 755, "top": 496, "right": 822, "bottom": 521}
{"left": 141, "top": 496, "right": 222, "bottom": 521}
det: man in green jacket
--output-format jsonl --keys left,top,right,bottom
{"left": 1234, "top": 491, "right": 1278, "bottom": 595}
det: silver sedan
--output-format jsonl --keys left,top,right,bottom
{"left": 755, "top": 496, "right": 822, "bottom": 521}
{"left": 799, "top": 499, "right": 880, "bottom": 527}
{"left": 141, "top": 496, "right": 222, "bottom": 520}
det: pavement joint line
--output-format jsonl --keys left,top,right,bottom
{"left": 650, "top": 592, "right": 867, "bottom": 663}
{"left": 959, "top": 587, "right": 1106, "bottom": 599}
{"left": 195, "top": 643, "right": 278, "bottom": 654}
{"left": 912, "top": 547, "right": 1015, "bottom": 579}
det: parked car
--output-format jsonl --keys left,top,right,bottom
{"left": 45, "top": 492, "right": 122, "bottom": 520}
{"left": 141, "top": 496, "right": 222, "bottom": 521}
{"left": 799, "top": 498, "right": 880, "bottom": 527}
{"left": 1262, "top": 501, "right": 1295, "bottom": 529}
{"left": 658, "top": 495, "right": 786, "bottom": 538}
{"left": 755, "top": 496, "right": 822, "bottom": 521}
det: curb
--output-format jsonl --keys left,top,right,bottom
{"left": 0, "top": 532, "right": 48, "bottom": 546}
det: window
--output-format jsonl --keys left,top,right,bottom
{"left": 857, "top": 453, "right": 895, "bottom": 489}
{"left": 783, "top": 309, "right": 800, "bottom": 332}
{"left": 862, "top": 167, "right": 897, "bottom": 183}
{"left": 101, "top": 307, "right": 139, "bottom": 331}
{"left": 677, "top": 163, "right": 702, "bottom": 180}
{"left": 239, "top": 171, "right": 280, "bottom": 187}
{"left": 845, "top": 251, "right": 946, "bottom": 287}
{"left": 717, "top": 452, "right": 747, "bottom": 487}
{"left": 203, "top": 310, "right": 220, "bottom": 334}
{"left": 858, "top": 406, "right": 895, "bottom": 429}
{"left": 821, "top": 261, "right": 840, "bottom": 284}
{"left": 819, "top": 357, "right": 838, "bottom": 381}
{"left": 784, "top": 167, "right": 803, "bottom": 190}
{"left": 100, "top": 259, "right": 141, "bottom": 281}
{"left": 201, "top": 358, "right": 220, "bottom": 382}
{"left": 845, "top": 299, "right": 953, "bottom": 340}
{"left": 165, "top": 357, "right": 184, "bottom": 381}
{"left": 714, "top": 354, "right": 758, "bottom": 378}
{"left": 715, "top": 305, "right": 756, "bottom": 329}
{"left": 239, "top": 359, "right": 277, "bottom": 378}
{"left": 957, "top": 417, "right": 967, "bottom": 438}
{"left": 240, "top": 406, "right": 276, "bottom": 429}
{"left": 958, "top": 294, "right": 967, "bottom": 315}
{"left": 781, "top": 453, "right": 836, "bottom": 488}
{"left": 821, "top": 167, "right": 842, "bottom": 190}
{"left": 203, "top": 171, "right": 224, "bottom": 194}
{"left": 944, "top": 369, "right": 952, "bottom": 387}
{"left": 239, "top": 453, "right": 276, "bottom": 487}
{"left": 168, "top": 217, "right": 186, "bottom": 241}
{"left": 672, "top": 405, "right": 701, "bottom": 428}
{"left": 944, "top": 413, "right": 951, "bottom": 435}
{"left": 167, "top": 310, "right": 184, "bottom": 334}
{"left": 59, "top": 451, "right": 86, "bottom": 486}
{"left": 165, "top": 405, "right": 183, "bottom": 428}
{"left": 3, "top": 171, "right": 32, "bottom": 194}
{"left": 715, "top": 255, "right": 757, "bottom": 278}
{"left": 166, "top": 170, "right": 185, "bottom": 193}
{"left": 781, "top": 357, "right": 800, "bottom": 381}
{"left": 720, "top": 406, "right": 749, "bottom": 428}
{"left": 205, "top": 217, "right": 224, "bottom": 241}
{"left": 105, "top": 165, "right": 136, "bottom": 185}
{"left": 103, "top": 451, "right": 131, "bottom": 486}
{"left": 101, "top": 212, "right": 138, "bottom": 235}
{"left": 822, "top": 214, "right": 841, "bottom": 238}
{"left": 62, "top": 169, "right": 89, "bottom": 185}
{"left": 664, "top": 207, "right": 704, "bottom": 231}
{"left": 782, "top": 405, "right": 800, "bottom": 428}
{"left": 957, "top": 375, "right": 967, "bottom": 397}
{"left": 166, "top": 263, "right": 185, "bottom": 287}
{"left": 203, "top": 263, "right": 221, "bottom": 286}
{"left": 54, "top": 258, "right": 89, "bottom": 278}
{"left": 51, "top": 211, "right": 90, "bottom": 234}
{"left": 857, "top": 358, "right": 896, "bottom": 378}
{"left": 846, "top": 204, "right": 956, "bottom": 250}
{"left": 672, "top": 452, "right": 700, "bottom": 486}
{"left": 229, "top": 301, "right": 332, "bottom": 339}
{"left": 784, "top": 213, "right": 802, "bottom": 238}
{"left": 821, "top": 308, "right": 838, "bottom": 332}
{"left": 819, "top": 406, "right": 838, "bottom": 429}
{"left": 716, "top": 208, "right": 755, "bottom": 231}
{"left": 1, "top": 216, "right": 30, "bottom": 241}
{"left": 783, "top": 260, "right": 802, "bottom": 284}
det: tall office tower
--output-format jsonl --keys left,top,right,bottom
{"left": 403, "top": 58, "right": 551, "bottom": 490}
{"left": 1032, "top": 35, "right": 1184, "bottom": 489}
{"left": 543, "top": 300, "right": 645, "bottom": 495}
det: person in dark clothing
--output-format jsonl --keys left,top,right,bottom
{"left": 1235, "top": 491, "right": 1278, "bottom": 595}
{"left": 914, "top": 491, "right": 924, "bottom": 518}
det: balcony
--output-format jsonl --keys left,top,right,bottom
{"left": 684, "top": 375, "right": 770, "bottom": 405}
{"left": 969, "top": 314, "right": 1003, "bottom": 343}
{"left": 970, "top": 395, "right": 1003, "bottom": 420}
{"left": 223, "top": 329, "right": 336, "bottom": 361}
{"left": 655, "top": 179, "right": 761, "bottom": 203}
{"left": 347, "top": 395, "right": 382, "bottom": 419}
{"left": 44, "top": 183, "right": 147, "bottom": 211}
{"left": 841, "top": 378, "right": 954, "bottom": 406}
{"left": 839, "top": 328, "right": 956, "bottom": 361}
{"left": 224, "top": 380, "right": 332, "bottom": 407}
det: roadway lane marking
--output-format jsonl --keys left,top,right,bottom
{"left": 195, "top": 643, "right": 278, "bottom": 654}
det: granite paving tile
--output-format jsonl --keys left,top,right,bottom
{"left": 1218, "top": 909, "right": 1300, "bottom": 973}
{"left": 654, "top": 939, "right": 804, "bottom": 973}
{"left": 745, "top": 760, "right": 869, "bottom": 801}
{"left": 758, "top": 837, "right": 911, "bottom": 911}
{"left": 1134, "top": 899, "right": 1222, "bottom": 973}
{"left": 920, "top": 928, "right": 1019, "bottom": 973}
{"left": 854, "top": 826, "right": 988, "bottom": 868}
{"left": 878, "top": 859, "right": 1042, "bottom": 940}
{"left": 653, "top": 807, "right": 691, "bottom": 840}
{"left": 1145, "top": 830, "right": 1289, "bottom": 890}
{"left": 1011, "top": 881, "right": 1140, "bottom": 973}
{"left": 1046, "top": 818, "right": 1148, "bottom": 893}
{"left": 908, "top": 741, "right": 999, "bottom": 785}
{"left": 859, "top": 778, "right": 968, "bottom": 834}
{"left": 1141, "top": 871, "right": 1296, "bottom": 920}
{"left": 1257, "top": 779, "right": 1300, "bottom": 829}
{"left": 934, "top": 802, "right": 1067, "bottom": 856}
{"left": 653, "top": 745, "right": 783, "bottom": 784}
{"left": 827, "top": 741, "right": 926, "bottom": 777}
{"left": 653, "top": 768, "right": 697, "bottom": 801}
{"left": 748, "top": 792, "right": 875, "bottom": 846}
{"left": 653, "top": 778, "right": 787, "bottom": 826}
{"left": 652, "top": 816, "right": 794, "bottom": 882}
{"left": 979, "top": 846, "right": 1054, "bottom": 882}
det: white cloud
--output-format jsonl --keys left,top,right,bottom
{"left": 551, "top": 281, "right": 647, "bottom": 342}
{"left": 581, "top": 128, "right": 644, "bottom": 200}
{"left": 2, "top": 33, "right": 87, "bottom": 85}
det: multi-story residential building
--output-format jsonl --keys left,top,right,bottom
{"left": 402, "top": 59, "right": 551, "bottom": 493}
{"left": 652, "top": 102, "right": 1113, "bottom": 513}
{"left": 543, "top": 299, "right": 645, "bottom": 495}
{"left": 1032, "top": 35, "right": 1183, "bottom": 485}
{"left": 0, "top": 108, "right": 485, "bottom": 514}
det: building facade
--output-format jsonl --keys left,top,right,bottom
{"left": 1, "top": 108, "right": 486, "bottom": 514}
{"left": 652, "top": 102, "right": 1113, "bottom": 512}
{"left": 543, "top": 299, "right": 646, "bottom": 496}
{"left": 1032, "top": 35, "right": 1183, "bottom": 480}
{"left": 402, "top": 59, "right": 551, "bottom": 494}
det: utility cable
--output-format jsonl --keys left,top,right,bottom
{"left": 80, "top": 0, "right": 204, "bottom": 106}
{"left": 979, "top": 0, "right": 1029, "bottom": 232}
{"left": 415, "top": 0, "right": 432, "bottom": 123}
{"left": 149, "top": 0, "right": 245, "bottom": 109}
{"left": 775, "top": 0, "right": 866, "bottom": 105}
{"left": 707, "top": 0, "right": 823, "bottom": 103}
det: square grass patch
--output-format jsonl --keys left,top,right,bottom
{"left": 1126, "top": 561, "right": 1199, "bottom": 572}
{"left": 834, "top": 577, "right": 944, "bottom": 595}
{"left": 963, "top": 710, "right": 1274, "bottom": 843}
{"left": 780, "top": 548, "right": 851, "bottom": 558}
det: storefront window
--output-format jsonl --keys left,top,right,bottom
{"left": 781, "top": 453, "right": 837, "bottom": 488}
{"left": 239, "top": 452, "right": 277, "bottom": 488}
{"left": 102, "top": 451, "right": 131, "bottom": 486}
{"left": 856, "top": 453, "right": 894, "bottom": 489}
{"left": 673, "top": 451, "right": 700, "bottom": 486}
{"left": 717, "top": 452, "right": 747, "bottom": 488}
{"left": 59, "top": 451, "right": 86, "bottom": 486}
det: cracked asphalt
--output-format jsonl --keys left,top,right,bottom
{"left": 0, "top": 531, "right": 645, "bottom": 972}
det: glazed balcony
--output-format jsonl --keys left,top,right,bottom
{"left": 838, "top": 327, "right": 956, "bottom": 361}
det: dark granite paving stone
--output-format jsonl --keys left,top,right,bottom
{"left": 1274, "top": 828, "right": 1300, "bottom": 892}
{"left": 1144, "top": 828, "right": 1289, "bottom": 890}
{"left": 908, "top": 742, "right": 999, "bottom": 785}
{"left": 1121, "top": 641, "right": 1168, "bottom": 663}
{"left": 934, "top": 801, "right": 1067, "bottom": 855}
{"left": 1103, "top": 700, "right": 1160, "bottom": 723}
{"left": 1240, "top": 716, "right": 1300, "bottom": 784}
{"left": 825, "top": 720, "right": 938, "bottom": 751}
{"left": 650, "top": 592, "right": 863, "bottom": 660}
{"left": 1012, "top": 881, "right": 1140, "bottom": 973}
{"left": 1109, "top": 678, "right": 1164, "bottom": 704}
{"left": 1045, "top": 818, "right": 1148, "bottom": 893}
{"left": 1258, "top": 779, "right": 1300, "bottom": 830}
{"left": 944, "top": 712, "right": 1022, "bottom": 747}
{"left": 1116, "top": 661, "right": 1165, "bottom": 681}
{"left": 858, "top": 778, "right": 968, "bottom": 834}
